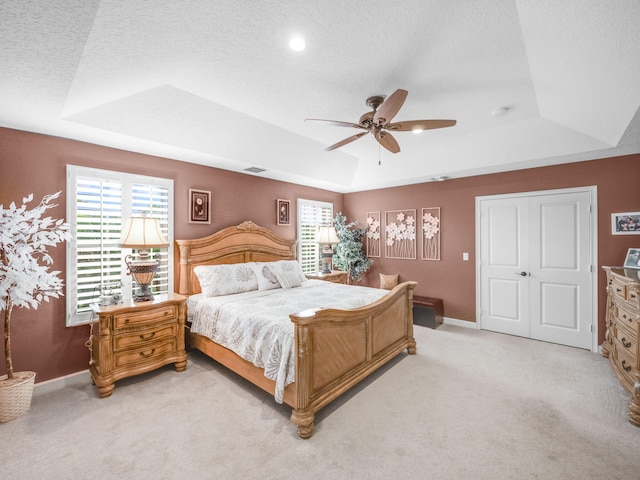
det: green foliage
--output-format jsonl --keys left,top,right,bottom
{"left": 332, "top": 212, "right": 372, "bottom": 282}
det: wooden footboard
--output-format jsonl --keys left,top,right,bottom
{"left": 289, "top": 281, "right": 417, "bottom": 438}
{"left": 177, "top": 222, "right": 417, "bottom": 438}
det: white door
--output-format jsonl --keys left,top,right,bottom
{"left": 478, "top": 189, "right": 595, "bottom": 350}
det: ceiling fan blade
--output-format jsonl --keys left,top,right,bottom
{"left": 375, "top": 131, "right": 400, "bottom": 154}
{"left": 373, "top": 89, "right": 408, "bottom": 125}
{"left": 325, "top": 131, "right": 369, "bottom": 151}
{"left": 386, "top": 119, "right": 457, "bottom": 131}
{"left": 305, "top": 118, "right": 365, "bottom": 129}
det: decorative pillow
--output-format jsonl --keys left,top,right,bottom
{"left": 275, "top": 270, "right": 304, "bottom": 289}
{"left": 273, "top": 260, "right": 306, "bottom": 283}
{"left": 251, "top": 262, "right": 281, "bottom": 291}
{"left": 380, "top": 273, "right": 399, "bottom": 290}
{"left": 194, "top": 263, "right": 258, "bottom": 297}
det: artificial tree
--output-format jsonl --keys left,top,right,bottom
{"left": 0, "top": 192, "right": 70, "bottom": 391}
{"left": 332, "top": 212, "right": 372, "bottom": 283}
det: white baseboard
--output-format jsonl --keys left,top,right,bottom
{"left": 33, "top": 369, "right": 91, "bottom": 398}
{"left": 442, "top": 317, "right": 479, "bottom": 329}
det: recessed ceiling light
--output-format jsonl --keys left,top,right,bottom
{"left": 412, "top": 128, "right": 423, "bottom": 134}
{"left": 289, "top": 35, "right": 306, "bottom": 52}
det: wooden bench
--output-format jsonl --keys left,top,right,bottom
{"left": 412, "top": 295, "right": 443, "bottom": 328}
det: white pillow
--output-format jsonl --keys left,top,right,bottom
{"left": 251, "top": 262, "right": 281, "bottom": 291}
{"left": 194, "top": 263, "right": 258, "bottom": 297}
{"left": 272, "top": 260, "right": 306, "bottom": 283}
{"left": 275, "top": 270, "right": 303, "bottom": 289}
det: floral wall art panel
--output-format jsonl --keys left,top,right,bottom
{"left": 422, "top": 207, "right": 441, "bottom": 260}
{"left": 385, "top": 209, "right": 417, "bottom": 260}
{"left": 365, "top": 211, "right": 381, "bottom": 257}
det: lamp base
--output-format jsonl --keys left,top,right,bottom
{"left": 133, "top": 283, "right": 154, "bottom": 302}
{"left": 321, "top": 246, "right": 333, "bottom": 274}
{"left": 125, "top": 255, "right": 159, "bottom": 302}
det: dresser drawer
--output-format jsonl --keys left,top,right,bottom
{"left": 611, "top": 277, "right": 628, "bottom": 303}
{"left": 114, "top": 338, "right": 177, "bottom": 368}
{"left": 113, "top": 324, "right": 177, "bottom": 351}
{"left": 113, "top": 305, "right": 178, "bottom": 329}
{"left": 628, "top": 287, "right": 640, "bottom": 309}
{"left": 613, "top": 346, "right": 637, "bottom": 391}
{"left": 614, "top": 333, "right": 637, "bottom": 364}
{"left": 616, "top": 305, "right": 640, "bottom": 333}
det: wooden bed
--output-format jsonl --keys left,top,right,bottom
{"left": 175, "top": 221, "right": 417, "bottom": 438}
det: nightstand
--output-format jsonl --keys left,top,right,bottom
{"left": 305, "top": 270, "right": 348, "bottom": 284}
{"left": 90, "top": 293, "right": 187, "bottom": 398}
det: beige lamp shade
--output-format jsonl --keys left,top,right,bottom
{"left": 119, "top": 216, "right": 169, "bottom": 248}
{"left": 316, "top": 226, "right": 339, "bottom": 245}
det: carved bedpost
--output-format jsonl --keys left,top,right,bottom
{"left": 177, "top": 243, "right": 191, "bottom": 295}
{"left": 291, "top": 324, "right": 315, "bottom": 438}
{"left": 406, "top": 284, "right": 417, "bottom": 355}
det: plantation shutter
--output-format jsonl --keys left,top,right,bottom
{"left": 66, "top": 166, "right": 173, "bottom": 326}
{"left": 297, "top": 199, "right": 333, "bottom": 274}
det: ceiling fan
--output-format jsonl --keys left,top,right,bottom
{"left": 306, "top": 89, "right": 456, "bottom": 154}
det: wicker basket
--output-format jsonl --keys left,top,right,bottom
{"left": 0, "top": 371, "right": 36, "bottom": 423}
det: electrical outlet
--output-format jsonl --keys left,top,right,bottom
{"left": 463, "top": 252, "right": 469, "bottom": 261}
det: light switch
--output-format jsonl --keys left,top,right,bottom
{"left": 463, "top": 252, "right": 469, "bottom": 261}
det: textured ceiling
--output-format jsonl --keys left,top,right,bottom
{"left": 1, "top": 0, "right": 639, "bottom": 193}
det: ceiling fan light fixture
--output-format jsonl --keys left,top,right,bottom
{"left": 288, "top": 35, "right": 306, "bottom": 52}
{"left": 306, "top": 89, "right": 457, "bottom": 153}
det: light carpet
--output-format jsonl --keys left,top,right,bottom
{"left": 2, "top": 324, "right": 639, "bottom": 479}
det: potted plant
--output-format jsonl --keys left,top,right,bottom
{"left": 0, "top": 192, "right": 70, "bottom": 422}
{"left": 332, "top": 212, "right": 372, "bottom": 284}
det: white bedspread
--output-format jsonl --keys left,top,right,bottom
{"left": 187, "top": 279, "right": 388, "bottom": 403}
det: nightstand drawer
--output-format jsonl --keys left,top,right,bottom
{"left": 113, "top": 305, "right": 178, "bottom": 329}
{"left": 114, "top": 338, "right": 177, "bottom": 368}
{"left": 114, "top": 324, "right": 177, "bottom": 351}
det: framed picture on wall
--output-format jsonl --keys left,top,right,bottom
{"left": 611, "top": 212, "right": 640, "bottom": 235}
{"left": 277, "top": 199, "right": 290, "bottom": 225}
{"left": 189, "top": 189, "right": 211, "bottom": 224}
{"left": 624, "top": 248, "right": 640, "bottom": 269}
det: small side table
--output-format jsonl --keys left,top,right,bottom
{"left": 305, "top": 270, "right": 348, "bottom": 284}
{"left": 90, "top": 293, "right": 188, "bottom": 398}
{"left": 412, "top": 295, "right": 444, "bottom": 329}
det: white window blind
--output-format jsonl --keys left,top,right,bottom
{"left": 297, "top": 199, "right": 333, "bottom": 274}
{"left": 66, "top": 166, "right": 173, "bottom": 326}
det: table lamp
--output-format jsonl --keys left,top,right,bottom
{"left": 317, "top": 226, "right": 339, "bottom": 274}
{"left": 118, "top": 215, "right": 169, "bottom": 302}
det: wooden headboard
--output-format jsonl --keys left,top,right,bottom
{"left": 174, "top": 221, "right": 297, "bottom": 295}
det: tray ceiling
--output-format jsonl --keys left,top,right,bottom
{"left": 1, "top": 0, "right": 639, "bottom": 192}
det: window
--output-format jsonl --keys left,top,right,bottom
{"left": 66, "top": 165, "right": 173, "bottom": 326}
{"left": 297, "top": 199, "right": 333, "bottom": 274}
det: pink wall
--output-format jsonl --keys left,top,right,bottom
{"left": 344, "top": 155, "right": 640, "bottom": 340}
{"left": 1, "top": 126, "right": 638, "bottom": 383}
{"left": 0, "top": 127, "right": 342, "bottom": 382}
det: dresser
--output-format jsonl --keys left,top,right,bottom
{"left": 602, "top": 266, "right": 640, "bottom": 426}
{"left": 305, "top": 270, "right": 348, "bottom": 284}
{"left": 90, "top": 293, "right": 188, "bottom": 398}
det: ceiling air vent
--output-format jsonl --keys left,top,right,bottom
{"left": 244, "top": 167, "right": 266, "bottom": 173}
